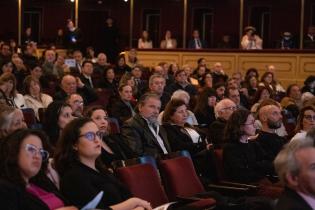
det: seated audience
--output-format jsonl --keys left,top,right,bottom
{"left": 277, "top": 32, "right": 296, "bottom": 49}
{"left": 0, "top": 129, "right": 78, "bottom": 210}
{"left": 54, "top": 118, "right": 152, "bottom": 209}
{"left": 108, "top": 84, "right": 135, "bottom": 126}
{"left": 217, "top": 35, "right": 234, "bottom": 49}
{"left": 223, "top": 109, "right": 273, "bottom": 183}
{"left": 160, "top": 30, "right": 177, "bottom": 49}
{"left": 188, "top": 29, "right": 207, "bottom": 49}
{"left": 193, "top": 87, "right": 217, "bottom": 127}
{"left": 301, "top": 75, "right": 315, "bottom": 95}
{"left": 0, "top": 105, "right": 26, "bottom": 140}
{"left": 23, "top": 76, "right": 53, "bottom": 120}
{"left": 158, "top": 90, "right": 198, "bottom": 126}
{"left": 303, "top": 25, "right": 315, "bottom": 49}
{"left": 259, "top": 71, "right": 285, "bottom": 96}
{"left": 291, "top": 105, "right": 315, "bottom": 141}
{"left": 85, "top": 105, "right": 133, "bottom": 167}
{"left": 165, "top": 69, "right": 197, "bottom": 97}
{"left": 43, "top": 101, "right": 74, "bottom": 146}
{"left": 281, "top": 84, "right": 302, "bottom": 109}
{"left": 114, "top": 55, "right": 131, "bottom": 81}
{"left": 210, "top": 62, "right": 228, "bottom": 85}
{"left": 65, "top": 93, "right": 84, "bottom": 118}
{"left": 121, "top": 93, "right": 171, "bottom": 158}
{"left": 78, "top": 60, "right": 96, "bottom": 88}
{"left": 147, "top": 74, "right": 170, "bottom": 111}
{"left": 209, "top": 99, "right": 237, "bottom": 148}
{"left": 94, "top": 53, "right": 110, "bottom": 75}
{"left": 256, "top": 104, "right": 286, "bottom": 162}
{"left": 99, "top": 66, "right": 119, "bottom": 96}
{"left": 251, "top": 86, "right": 272, "bottom": 113}
{"left": 127, "top": 49, "right": 140, "bottom": 68}
{"left": 138, "top": 30, "right": 153, "bottom": 49}
{"left": 213, "top": 82, "right": 226, "bottom": 101}
{"left": 241, "top": 26, "right": 263, "bottom": 50}
{"left": 54, "top": 74, "right": 97, "bottom": 105}
{"left": 274, "top": 138, "right": 315, "bottom": 210}
{"left": 162, "top": 99, "right": 216, "bottom": 181}
{"left": 0, "top": 72, "right": 26, "bottom": 108}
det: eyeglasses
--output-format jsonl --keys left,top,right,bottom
{"left": 304, "top": 115, "right": 315, "bottom": 121}
{"left": 79, "top": 131, "right": 103, "bottom": 141}
{"left": 74, "top": 100, "right": 84, "bottom": 106}
{"left": 25, "top": 144, "right": 49, "bottom": 161}
{"left": 221, "top": 106, "right": 237, "bottom": 112}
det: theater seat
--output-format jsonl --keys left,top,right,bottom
{"left": 116, "top": 163, "right": 168, "bottom": 208}
{"left": 22, "top": 108, "right": 41, "bottom": 129}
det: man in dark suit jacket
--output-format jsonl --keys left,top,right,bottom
{"left": 121, "top": 93, "right": 171, "bottom": 158}
{"left": 274, "top": 140, "right": 315, "bottom": 210}
{"left": 79, "top": 60, "right": 96, "bottom": 88}
{"left": 188, "top": 30, "right": 207, "bottom": 49}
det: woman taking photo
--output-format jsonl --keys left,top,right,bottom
{"left": 54, "top": 118, "right": 151, "bottom": 210}
{"left": 0, "top": 129, "right": 77, "bottom": 210}
{"left": 84, "top": 105, "right": 133, "bottom": 167}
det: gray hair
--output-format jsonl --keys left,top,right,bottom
{"left": 214, "top": 98, "right": 235, "bottom": 118}
{"left": 171, "top": 90, "right": 190, "bottom": 103}
{"left": 149, "top": 74, "right": 165, "bottom": 86}
{"left": 0, "top": 105, "right": 18, "bottom": 139}
{"left": 274, "top": 138, "right": 314, "bottom": 185}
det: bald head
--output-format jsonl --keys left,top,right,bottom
{"left": 61, "top": 75, "right": 77, "bottom": 94}
{"left": 259, "top": 105, "right": 283, "bottom": 131}
{"left": 97, "top": 53, "right": 108, "bottom": 66}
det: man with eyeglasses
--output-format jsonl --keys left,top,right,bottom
{"left": 256, "top": 104, "right": 285, "bottom": 163}
{"left": 66, "top": 93, "right": 84, "bottom": 117}
{"left": 121, "top": 93, "right": 171, "bottom": 158}
{"left": 209, "top": 99, "right": 237, "bottom": 148}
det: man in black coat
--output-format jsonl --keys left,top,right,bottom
{"left": 121, "top": 93, "right": 171, "bottom": 158}
{"left": 274, "top": 140, "right": 315, "bottom": 210}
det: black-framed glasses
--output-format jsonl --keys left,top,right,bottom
{"left": 25, "top": 144, "right": 49, "bottom": 161}
{"left": 79, "top": 131, "right": 103, "bottom": 141}
{"left": 304, "top": 115, "right": 315, "bottom": 121}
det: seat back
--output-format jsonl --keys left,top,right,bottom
{"left": 139, "top": 155, "right": 158, "bottom": 170}
{"left": 214, "top": 149, "right": 225, "bottom": 180}
{"left": 107, "top": 117, "right": 120, "bottom": 134}
{"left": 22, "top": 108, "right": 40, "bottom": 128}
{"left": 159, "top": 156, "right": 205, "bottom": 201}
{"left": 116, "top": 163, "right": 168, "bottom": 208}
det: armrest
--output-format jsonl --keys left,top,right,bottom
{"left": 219, "top": 181, "right": 259, "bottom": 189}
{"left": 208, "top": 184, "right": 249, "bottom": 192}
{"left": 176, "top": 196, "right": 202, "bottom": 202}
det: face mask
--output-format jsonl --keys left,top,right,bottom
{"left": 267, "top": 119, "right": 282, "bottom": 129}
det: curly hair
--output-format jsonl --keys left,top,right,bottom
{"left": 0, "top": 129, "right": 50, "bottom": 188}
{"left": 53, "top": 118, "right": 107, "bottom": 177}
{"left": 295, "top": 105, "right": 315, "bottom": 133}
{"left": 223, "top": 109, "right": 251, "bottom": 143}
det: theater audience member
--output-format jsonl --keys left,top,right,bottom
{"left": 22, "top": 43, "right": 39, "bottom": 69}
{"left": 0, "top": 129, "right": 78, "bottom": 210}
{"left": 158, "top": 90, "right": 198, "bottom": 126}
{"left": 43, "top": 101, "right": 74, "bottom": 146}
{"left": 244, "top": 76, "right": 259, "bottom": 103}
{"left": 162, "top": 99, "right": 215, "bottom": 181}
{"left": 0, "top": 72, "right": 26, "bottom": 109}
{"left": 259, "top": 71, "right": 285, "bottom": 95}
{"left": 79, "top": 60, "right": 95, "bottom": 88}
{"left": 53, "top": 55, "right": 69, "bottom": 79}
{"left": 194, "top": 88, "right": 217, "bottom": 127}
{"left": 251, "top": 86, "right": 272, "bottom": 113}
{"left": 301, "top": 92, "right": 314, "bottom": 106}
{"left": 55, "top": 28, "right": 64, "bottom": 47}
{"left": 165, "top": 69, "right": 197, "bottom": 97}
{"left": 101, "top": 17, "right": 120, "bottom": 64}
{"left": 277, "top": 32, "right": 296, "bottom": 49}
{"left": 53, "top": 118, "right": 152, "bottom": 209}
{"left": 256, "top": 104, "right": 286, "bottom": 162}
{"left": 303, "top": 25, "right": 315, "bottom": 49}
{"left": 72, "top": 50, "right": 84, "bottom": 73}
{"left": 281, "top": 84, "right": 302, "bottom": 109}
{"left": 274, "top": 138, "right": 315, "bottom": 210}
{"left": 22, "top": 27, "right": 35, "bottom": 44}
{"left": 291, "top": 106, "right": 315, "bottom": 141}
{"left": 23, "top": 76, "right": 53, "bottom": 120}
{"left": 245, "top": 68, "right": 259, "bottom": 80}
{"left": 138, "top": 30, "right": 153, "bottom": 49}
{"left": 213, "top": 82, "right": 226, "bottom": 101}
{"left": 119, "top": 74, "right": 139, "bottom": 100}
{"left": 54, "top": 74, "right": 97, "bottom": 105}
{"left": 301, "top": 75, "right": 315, "bottom": 95}
{"left": 114, "top": 55, "right": 131, "bottom": 81}
{"left": 192, "top": 65, "right": 208, "bottom": 82}
{"left": 85, "top": 46, "right": 97, "bottom": 63}
{"left": 210, "top": 62, "right": 228, "bottom": 85}
{"left": 209, "top": 99, "right": 237, "bottom": 147}
{"left": 217, "top": 35, "right": 233, "bottom": 49}
{"left": 168, "top": 63, "right": 179, "bottom": 77}
{"left": 99, "top": 66, "right": 119, "bottom": 95}
{"left": 121, "top": 93, "right": 171, "bottom": 157}
{"left": 223, "top": 109, "right": 273, "bottom": 183}
{"left": 182, "top": 64, "right": 199, "bottom": 86}
{"left": 160, "top": 30, "right": 177, "bottom": 49}
{"left": 0, "top": 105, "right": 26, "bottom": 140}
{"left": 64, "top": 19, "right": 82, "bottom": 50}
{"left": 188, "top": 29, "right": 207, "bottom": 49}
{"left": 108, "top": 84, "right": 135, "bottom": 126}
{"left": 226, "top": 87, "right": 248, "bottom": 110}
{"left": 131, "top": 65, "right": 147, "bottom": 97}
{"left": 241, "top": 26, "right": 263, "bottom": 50}
{"left": 85, "top": 106, "right": 133, "bottom": 167}
{"left": 147, "top": 74, "right": 170, "bottom": 111}
{"left": 0, "top": 43, "right": 11, "bottom": 67}
{"left": 65, "top": 93, "right": 84, "bottom": 118}
{"left": 41, "top": 50, "right": 56, "bottom": 76}
{"left": 126, "top": 48, "right": 139, "bottom": 68}
{"left": 1, "top": 60, "right": 14, "bottom": 75}
{"left": 198, "top": 72, "right": 213, "bottom": 90}
{"left": 94, "top": 53, "right": 110, "bottom": 75}
{"left": 152, "top": 63, "right": 174, "bottom": 86}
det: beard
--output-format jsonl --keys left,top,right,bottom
{"left": 267, "top": 119, "right": 282, "bottom": 129}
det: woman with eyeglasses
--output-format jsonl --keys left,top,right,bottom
{"left": 223, "top": 109, "right": 274, "bottom": 184}
{"left": 0, "top": 129, "right": 77, "bottom": 210}
{"left": 291, "top": 105, "right": 315, "bottom": 142}
{"left": 162, "top": 99, "right": 217, "bottom": 182}
{"left": 54, "top": 118, "right": 152, "bottom": 210}
{"left": 84, "top": 105, "right": 134, "bottom": 167}
{"left": 43, "top": 101, "right": 74, "bottom": 147}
